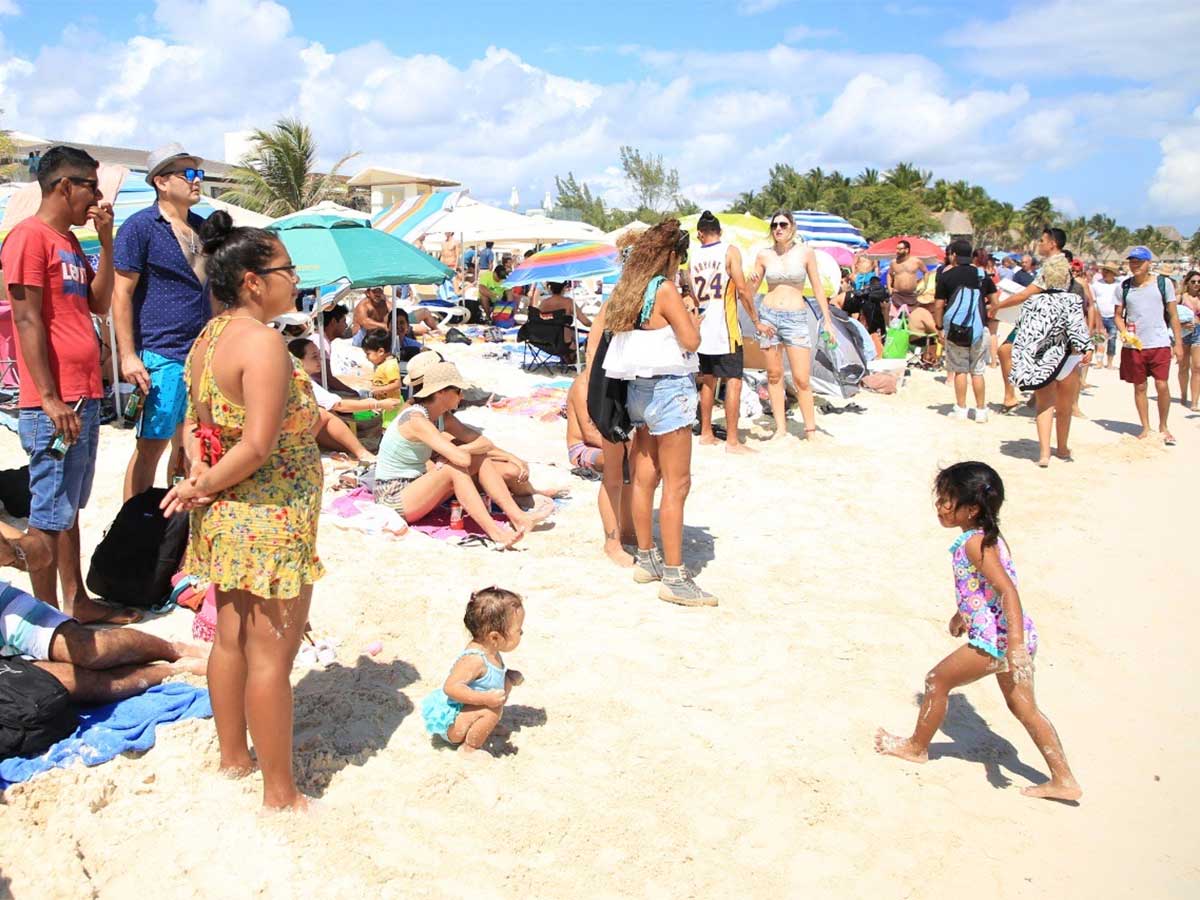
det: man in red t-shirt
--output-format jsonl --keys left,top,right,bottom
{"left": 0, "top": 146, "right": 138, "bottom": 624}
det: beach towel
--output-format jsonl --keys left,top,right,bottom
{"left": 488, "top": 385, "right": 571, "bottom": 422}
{"left": 0, "top": 683, "right": 212, "bottom": 789}
{"left": 322, "top": 488, "right": 408, "bottom": 538}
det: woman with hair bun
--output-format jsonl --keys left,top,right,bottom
{"left": 161, "top": 210, "right": 323, "bottom": 811}
{"left": 601, "top": 219, "right": 714, "bottom": 606}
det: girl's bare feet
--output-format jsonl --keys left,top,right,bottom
{"left": 874, "top": 728, "right": 928, "bottom": 763}
{"left": 604, "top": 540, "right": 635, "bottom": 567}
{"left": 725, "top": 442, "right": 756, "bottom": 454}
{"left": 1021, "top": 780, "right": 1082, "bottom": 802}
{"left": 486, "top": 524, "right": 525, "bottom": 550}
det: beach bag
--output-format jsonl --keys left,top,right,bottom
{"left": 883, "top": 315, "right": 910, "bottom": 359}
{"left": 943, "top": 269, "right": 984, "bottom": 348}
{"left": 86, "top": 488, "right": 189, "bottom": 610}
{"left": 586, "top": 331, "right": 632, "bottom": 483}
{"left": 0, "top": 648, "right": 78, "bottom": 760}
{"left": 0, "top": 466, "right": 31, "bottom": 518}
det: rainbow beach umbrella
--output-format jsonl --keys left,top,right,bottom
{"left": 504, "top": 240, "right": 619, "bottom": 287}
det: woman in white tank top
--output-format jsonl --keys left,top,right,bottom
{"left": 598, "top": 220, "right": 714, "bottom": 606}
{"left": 749, "top": 210, "right": 837, "bottom": 441}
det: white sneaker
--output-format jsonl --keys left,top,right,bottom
{"left": 951, "top": 405, "right": 969, "bottom": 420}
{"left": 975, "top": 408, "right": 989, "bottom": 423}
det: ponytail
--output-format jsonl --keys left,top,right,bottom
{"left": 934, "top": 461, "right": 1005, "bottom": 548}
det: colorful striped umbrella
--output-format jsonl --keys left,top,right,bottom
{"left": 503, "top": 240, "right": 619, "bottom": 287}
{"left": 792, "top": 210, "right": 868, "bottom": 248}
{"left": 372, "top": 188, "right": 464, "bottom": 240}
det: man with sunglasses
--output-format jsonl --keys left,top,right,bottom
{"left": 0, "top": 145, "right": 136, "bottom": 624}
{"left": 112, "top": 143, "right": 210, "bottom": 501}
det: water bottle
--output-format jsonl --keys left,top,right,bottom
{"left": 449, "top": 501, "right": 464, "bottom": 530}
{"left": 48, "top": 398, "right": 86, "bottom": 459}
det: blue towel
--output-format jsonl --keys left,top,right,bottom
{"left": 0, "top": 683, "right": 212, "bottom": 789}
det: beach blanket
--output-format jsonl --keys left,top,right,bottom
{"left": 0, "top": 683, "right": 212, "bottom": 789}
{"left": 323, "top": 489, "right": 408, "bottom": 538}
{"left": 489, "top": 384, "right": 571, "bottom": 422}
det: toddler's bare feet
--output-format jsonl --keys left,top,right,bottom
{"left": 874, "top": 728, "right": 928, "bottom": 763}
{"left": 456, "top": 743, "right": 493, "bottom": 761}
{"left": 1021, "top": 780, "right": 1082, "bottom": 802}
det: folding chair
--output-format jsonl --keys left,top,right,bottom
{"left": 517, "top": 312, "right": 575, "bottom": 376}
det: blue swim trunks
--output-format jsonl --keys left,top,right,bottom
{"left": 138, "top": 349, "right": 188, "bottom": 440}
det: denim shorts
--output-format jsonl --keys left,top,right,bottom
{"left": 1102, "top": 316, "right": 1118, "bottom": 356}
{"left": 18, "top": 398, "right": 101, "bottom": 532}
{"left": 759, "top": 305, "right": 811, "bottom": 349}
{"left": 1184, "top": 327, "right": 1200, "bottom": 348}
{"left": 626, "top": 374, "right": 697, "bottom": 436}
{"left": 138, "top": 349, "right": 188, "bottom": 441}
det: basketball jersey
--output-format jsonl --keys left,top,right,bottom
{"left": 688, "top": 240, "right": 742, "bottom": 355}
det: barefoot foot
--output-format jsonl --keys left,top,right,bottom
{"left": 487, "top": 524, "right": 525, "bottom": 550}
{"left": 874, "top": 728, "right": 928, "bottom": 763}
{"left": 1021, "top": 780, "right": 1082, "bottom": 802}
{"left": 173, "top": 656, "right": 209, "bottom": 677}
{"left": 725, "top": 441, "right": 756, "bottom": 455}
{"left": 68, "top": 596, "right": 143, "bottom": 626}
{"left": 698, "top": 434, "right": 720, "bottom": 446}
{"left": 171, "top": 640, "right": 212, "bottom": 662}
{"left": 604, "top": 541, "right": 635, "bottom": 567}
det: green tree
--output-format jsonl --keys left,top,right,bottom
{"left": 552, "top": 172, "right": 609, "bottom": 229}
{"left": 853, "top": 167, "right": 880, "bottom": 187}
{"left": 1021, "top": 196, "right": 1056, "bottom": 244}
{"left": 223, "top": 118, "right": 358, "bottom": 217}
{"left": 619, "top": 145, "right": 687, "bottom": 214}
{"left": 843, "top": 184, "right": 938, "bottom": 241}
{"left": 0, "top": 110, "right": 23, "bottom": 182}
{"left": 884, "top": 162, "right": 932, "bottom": 194}
{"left": 1188, "top": 230, "right": 1200, "bottom": 260}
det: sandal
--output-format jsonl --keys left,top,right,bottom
{"left": 457, "top": 534, "right": 495, "bottom": 549}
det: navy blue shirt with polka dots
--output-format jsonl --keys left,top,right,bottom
{"left": 113, "top": 203, "right": 210, "bottom": 362}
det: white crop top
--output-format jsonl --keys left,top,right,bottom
{"left": 763, "top": 245, "right": 809, "bottom": 290}
{"left": 603, "top": 327, "right": 698, "bottom": 379}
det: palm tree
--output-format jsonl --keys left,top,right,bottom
{"left": 1021, "top": 196, "right": 1056, "bottom": 245}
{"left": 884, "top": 162, "right": 932, "bottom": 194}
{"left": 223, "top": 118, "right": 359, "bottom": 217}
{"left": 853, "top": 167, "right": 879, "bottom": 187}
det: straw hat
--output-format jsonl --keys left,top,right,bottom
{"left": 402, "top": 349, "right": 445, "bottom": 386}
{"left": 1099, "top": 261, "right": 1120, "bottom": 273}
{"left": 411, "top": 361, "right": 471, "bottom": 399}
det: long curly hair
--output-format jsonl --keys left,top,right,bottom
{"left": 605, "top": 219, "right": 686, "bottom": 333}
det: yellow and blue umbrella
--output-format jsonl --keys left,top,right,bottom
{"left": 504, "top": 240, "right": 619, "bottom": 287}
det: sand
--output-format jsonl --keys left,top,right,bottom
{"left": 1, "top": 348, "right": 1196, "bottom": 899}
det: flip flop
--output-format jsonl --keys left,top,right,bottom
{"left": 1164, "top": 434, "right": 1177, "bottom": 446}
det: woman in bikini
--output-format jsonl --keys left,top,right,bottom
{"left": 749, "top": 210, "right": 836, "bottom": 440}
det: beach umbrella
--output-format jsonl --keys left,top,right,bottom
{"left": 503, "top": 241, "right": 619, "bottom": 287}
{"left": 805, "top": 248, "right": 843, "bottom": 300}
{"left": 605, "top": 220, "right": 652, "bottom": 243}
{"left": 792, "top": 210, "right": 868, "bottom": 248}
{"left": 372, "top": 189, "right": 465, "bottom": 241}
{"left": 808, "top": 242, "right": 854, "bottom": 268}
{"left": 865, "top": 235, "right": 944, "bottom": 261}
{"left": 269, "top": 214, "right": 452, "bottom": 290}
{"left": 678, "top": 212, "right": 770, "bottom": 281}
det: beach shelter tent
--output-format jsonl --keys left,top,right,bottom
{"left": 605, "top": 220, "right": 652, "bottom": 243}
{"left": 792, "top": 211, "right": 868, "bottom": 248}
{"left": 802, "top": 299, "right": 867, "bottom": 399}
{"left": 865, "top": 235, "right": 944, "bottom": 261}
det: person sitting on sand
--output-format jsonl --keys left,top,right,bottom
{"left": 288, "top": 338, "right": 401, "bottom": 462}
{"left": 1, "top": 522, "right": 209, "bottom": 702}
{"left": 361, "top": 329, "right": 402, "bottom": 399}
{"left": 874, "top": 461, "right": 1082, "bottom": 802}
{"left": 565, "top": 371, "right": 603, "bottom": 475}
{"left": 421, "top": 587, "right": 524, "bottom": 756}
{"left": 372, "top": 360, "right": 529, "bottom": 546}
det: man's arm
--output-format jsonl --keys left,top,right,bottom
{"left": 87, "top": 203, "right": 114, "bottom": 315}
{"left": 10, "top": 285, "right": 80, "bottom": 442}
{"left": 726, "top": 245, "right": 771, "bottom": 336}
{"left": 112, "top": 271, "right": 151, "bottom": 394}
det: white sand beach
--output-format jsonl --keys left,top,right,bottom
{"left": 1, "top": 348, "right": 1196, "bottom": 898}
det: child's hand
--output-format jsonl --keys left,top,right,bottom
{"left": 479, "top": 689, "right": 507, "bottom": 708}
{"left": 948, "top": 613, "right": 967, "bottom": 637}
{"left": 506, "top": 669, "right": 524, "bottom": 687}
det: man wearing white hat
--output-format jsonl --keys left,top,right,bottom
{"left": 112, "top": 143, "right": 210, "bottom": 500}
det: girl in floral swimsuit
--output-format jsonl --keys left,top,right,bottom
{"left": 874, "top": 461, "right": 1082, "bottom": 802}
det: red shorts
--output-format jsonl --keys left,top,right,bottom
{"left": 1119, "top": 346, "right": 1172, "bottom": 383}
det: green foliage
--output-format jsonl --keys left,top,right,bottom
{"left": 618, "top": 145, "right": 688, "bottom": 214}
{"left": 223, "top": 118, "right": 358, "bottom": 217}
{"left": 552, "top": 172, "right": 608, "bottom": 229}
{"left": 553, "top": 146, "right": 698, "bottom": 231}
{"left": 0, "top": 110, "right": 24, "bottom": 183}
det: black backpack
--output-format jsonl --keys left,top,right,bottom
{"left": 0, "top": 466, "right": 32, "bottom": 518}
{"left": 586, "top": 331, "right": 632, "bottom": 482}
{"left": 86, "top": 488, "right": 189, "bottom": 610}
{"left": 0, "top": 644, "right": 79, "bottom": 760}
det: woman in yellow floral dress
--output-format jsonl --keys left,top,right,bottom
{"left": 162, "top": 211, "right": 322, "bottom": 811}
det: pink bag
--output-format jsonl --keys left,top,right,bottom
{"left": 192, "top": 585, "right": 217, "bottom": 642}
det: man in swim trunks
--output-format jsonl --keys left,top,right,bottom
{"left": 566, "top": 372, "right": 603, "bottom": 474}
{"left": 0, "top": 521, "right": 208, "bottom": 701}
{"left": 889, "top": 240, "right": 937, "bottom": 364}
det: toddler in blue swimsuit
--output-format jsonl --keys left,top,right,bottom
{"left": 422, "top": 587, "right": 525, "bottom": 755}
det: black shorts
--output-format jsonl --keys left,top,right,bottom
{"left": 697, "top": 348, "right": 744, "bottom": 379}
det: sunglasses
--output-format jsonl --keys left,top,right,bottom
{"left": 169, "top": 168, "right": 205, "bottom": 182}
{"left": 770, "top": 220, "right": 790, "bottom": 230}
{"left": 63, "top": 176, "right": 99, "bottom": 191}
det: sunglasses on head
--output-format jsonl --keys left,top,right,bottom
{"left": 170, "top": 167, "right": 205, "bottom": 182}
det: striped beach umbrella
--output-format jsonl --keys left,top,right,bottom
{"left": 504, "top": 240, "right": 619, "bottom": 287}
{"left": 792, "top": 210, "right": 868, "bottom": 248}
{"left": 372, "top": 189, "right": 464, "bottom": 240}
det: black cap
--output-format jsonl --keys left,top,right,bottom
{"left": 697, "top": 210, "right": 720, "bottom": 233}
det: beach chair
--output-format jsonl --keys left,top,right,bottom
{"left": 517, "top": 312, "right": 575, "bottom": 375}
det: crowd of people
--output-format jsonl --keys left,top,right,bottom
{"left": 1, "top": 144, "right": 1193, "bottom": 812}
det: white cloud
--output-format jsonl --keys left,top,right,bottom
{"left": 0, "top": 0, "right": 20, "bottom": 15}
{"left": 783, "top": 24, "right": 840, "bottom": 42}
{"left": 1148, "top": 107, "right": 1200, "bottom": 215}
{"left": 738, "top": 0, "right": 789, "bottom": 13}
{"left": 952, "top": 0, "right": 1200, "bottom": 86}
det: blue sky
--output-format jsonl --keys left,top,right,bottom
{"left": 2, "top": 0, "right": 1197, "bottom": 235}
